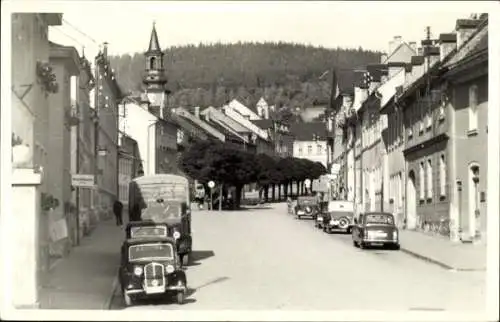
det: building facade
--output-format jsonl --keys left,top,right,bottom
{"left": 291, "top": 122, "right": 328, "bottom": 168}
{"left": 93, "top": 44, "right": 122, "bottom": 218}
{"left": 443, "top": 18, "right": 488, "bottom": 243}
{"left": 75, "top": 53, "right": 97, "bottom": 238}
{"left": 10, "top": 13, "right": 63, "bottom": 307}
{"left": 47, "top": 42, "right": 80, "bottom": 258}
{"left": 118, "top": 133, "right": 139, "bottom": 216}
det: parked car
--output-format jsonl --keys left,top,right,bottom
{"left": 119, "top": 236, "right": 188, "bottom": 307}
{"left": 322, "top": 200, "right": 355, "bottom": 234}
{"left": 125, "top": 221, "right": 168, "bottom": 239}
{"left": 315, "top": 201, "right": 330, "bottom": 229}
{"left": 294, "top": 196, "right": 319, "bottom": 220}
{"left": 352, "top": 212, "right": 400, "bottom": 250}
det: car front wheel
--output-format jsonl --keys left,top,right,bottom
{"left": 176, "top": 291, "right": 185, "bottom": 305}
{"left": 123, "top": 291, "right": 134, "bottom": 306}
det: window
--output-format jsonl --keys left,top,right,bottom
{"left": 427, "top": 159, "right": 433, "bottom": 200}
{"left": 317, "top": 144, "right": 323, "bottom": 155}
{"left": 307, "top": 145, "right": 313, "bottom": 155}
{"left": 468, "top": 85, "right": 478, "bottom": 131}
{"left": 439, "top": 154, "right": 446, "bottom": 197}
{"left": 426, "top": 113, "right": 432, "bottom": 129}
{"left": 298, "top": 146, "right": 303, "bottom": 155}
{"left": 419, "top": 162, "right": 425, "bottom": 200}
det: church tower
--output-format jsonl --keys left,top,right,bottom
{"left": 143, "top": 22, "right": 168, "bottom": 117}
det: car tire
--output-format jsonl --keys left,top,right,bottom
{"left": 176, "top": 291, "right": 185, "bottom": 305}
{"left": 182, "top": 254, "right": 190, "bottom": 266}
{"left": 123, "top": 291, "right": 134, "bottom": 307}
{"left": 392, "top": 243, "right": 401, "bottom": 251}
{"left": 359, "top": 242, "right": 366, "bottom": 249}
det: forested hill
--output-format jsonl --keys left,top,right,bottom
{"left": 109, "top": 42, "right": 381, "bottom": 111}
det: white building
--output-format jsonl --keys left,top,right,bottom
{"left": 291, "top": 122, "right": 328, "bottom": 168}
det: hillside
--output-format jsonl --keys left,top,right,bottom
{"left": 109, "top": 42, "right": 381, "bottom": 116}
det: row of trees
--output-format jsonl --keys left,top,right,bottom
{"left": 179, "top": 139, "right": 327, "bottom": 209}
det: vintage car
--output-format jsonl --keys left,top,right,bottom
{"left": 294, "top": 196, "right": 319, "bottom": 220}
{"left": 129, "top": 174, "right": 193, "bottom": 266}
{"left": 315, "top": 201, "right": 330, "bottom": 229}
{"left": 351, "top": 212, "right": 400, "bottom": 250}
{"left": 119, "top": 236, "right": 188, "bottom": 306}
{"left": 322, "top": 200, "right": 355, "bottom": 234}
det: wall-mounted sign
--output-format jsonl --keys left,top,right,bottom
{"left": 71, "top": 174, "right": 95, "bottom": 187}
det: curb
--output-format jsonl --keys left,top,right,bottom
{"left": 400, "top": 248, "right": 486, "bottom": 272}
{"left": 104, "top": 275, "right": 119, "bottom": 310}
{"left": 400, "top": 248, "right": 455, "bottom": 270}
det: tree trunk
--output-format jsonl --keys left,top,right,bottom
{"left": 296, "top": 181, "right": 300, "bottom": 197}
{"left": 272, "top": 184, "right": 276, "bottom": 201}
{"left": 258, "top": 185, "right": 263, "bottom": 201}
{"left": 235, "top": 184, "right": 243, "bottom": 209}
{"left": 264, "top": 185, "right": 269, "bottom": 202}
{"left": 278, "top": 184, "right": 281, "bottom": 200}
{"left": 219, "top": 184, "right": 223, "bottom": 211}
{"left": 284, "top": 182, "right": 289, "bottom": 199}
{"left": 301, "top": 181, "right": 305, "bottom": 195}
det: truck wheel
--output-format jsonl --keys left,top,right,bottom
{"left": 123, "top": 292, "right": 133, "bottom": 306}
{"left": 182, "top": 254, "right": 190, "bottom": 266}
{"left": 176, "top": 291, "right": 185, "bottom": 305}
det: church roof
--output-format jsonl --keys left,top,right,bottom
{"left": 147, "top": 23, "right": 162, "bottom": 53}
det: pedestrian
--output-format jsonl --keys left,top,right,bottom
{"left": 113, "top": 199, "right": 123, "bottom": 226}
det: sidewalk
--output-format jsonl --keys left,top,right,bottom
{"left": 40, "top": 218, "right": 123, "bottom": 309}
{"left": 399, "top": 229, "right": 486, "bottom": 271}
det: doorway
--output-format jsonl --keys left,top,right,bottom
{"left": 406, "top": 170, "right": 417, "bottom": 229}
{"left": 468, "top": 164, "right": 480, "bottom": 239}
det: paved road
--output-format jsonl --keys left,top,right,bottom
{"left": 110, "top": 202, "right": 485, "bottom": 311}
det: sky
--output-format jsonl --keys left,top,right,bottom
{"left": 3, "top": 1, "right": 495, "bottom": 60}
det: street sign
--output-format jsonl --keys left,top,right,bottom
{"left": 304, "top": 178, "right": 311, "bottom": 188}
{"left": 71, "top": 174, "right": 95, "bottom": 188}
{"left": 208, "top": 181, "right": 215, "bottom": 189}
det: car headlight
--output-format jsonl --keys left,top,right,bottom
{"left": 173, "top": 231, "right": 181, "bottom": 239}
{"left": 133, "top": 266, "right": 143, "bottom": 276}
{"left": 165, "top": 264, "right": 175, "bottom": 274}
{"left": 318, "top": 217, "right": 323, "bottom": 221}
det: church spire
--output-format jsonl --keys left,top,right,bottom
{"left": 147, "top": 21, "right": 162, "bottom": 53}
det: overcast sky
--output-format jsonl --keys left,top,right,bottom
{"left": 4, "top": 1, "right": 494, "bottom": 59}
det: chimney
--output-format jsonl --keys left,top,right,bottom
{"left": 389, "top": 36, "right": 403, "bottom": 54}
{"left": 380, "top": 53, "right": 388, "bottom": 63}
{"left": 388, "top": 40, "right": 395, "bottom": 55}
{"left": 438, "top": 33, "right": 457, "bottom": 61}
{"left": 194, "top": 106, "right": 200, "bottom": 118}
{"left": 424, "top": 46, "right": 440, "bottom": 68}
{"left": 102, "top": 42, "right": 108, "bottom": 58}
{"left": 409, "top": 41, "right": 417, "bottom": 53}
{"left": 456, "top": 18, "right": 480, "bottom": 48}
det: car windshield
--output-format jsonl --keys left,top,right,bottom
{"left": 129, "top": 243, "right": 174, "bottom": 261}
{"left": 141, "top": 201, "right": 183, "bottom": 220}
{"left": 130, "top": 226, "right": 168, "bottom": 238}
{"left": 298, "top": 197, "right": 316, "bottom": 205}
{"left": 365, "top": 214, "right": 394, "bottom": 225}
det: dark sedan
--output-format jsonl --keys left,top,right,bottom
{"left": 352, "top": 212, "right": 400, "bottom": 250}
